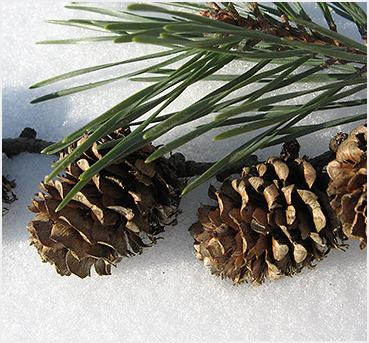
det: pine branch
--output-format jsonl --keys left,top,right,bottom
{"left": 2, "top": 128, "right": 55, "bottom": 158}
{"left": 30, "top": 2, "right": 367, "bottom": 210}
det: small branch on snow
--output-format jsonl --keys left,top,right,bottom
{"left": 2, "top": 128, "right": 54, "bottom": 158}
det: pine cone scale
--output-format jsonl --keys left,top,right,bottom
{"left": 65, "top": 252, "right": 95, "bottom": 278}
{"left": 28, "top": 213, "right": 63, "bottom": 249}
{"left": 48, "top": 221, "right": 89, "bottom": 261}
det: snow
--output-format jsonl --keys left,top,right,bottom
{"left": 2, "top": 2, "right": 367, "bottom": 341}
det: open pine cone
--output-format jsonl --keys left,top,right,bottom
{"left": 327, "top": 122, "right": 367, "bottom": 249}
{"left": 27, "top": 128, "right": 184, "bottom": 278}
{"left": 190, "top": 141, "right": 343, "bottom": 285}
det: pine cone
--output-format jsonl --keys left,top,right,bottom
{"left": 190, "top": 142, "right": 342, "bottom": 285}
{"left": 27, "top": 128, "right": 184, "bottom": 278}
{"left": 327, "top": 123, "right": 367, "bottom": 249}
{"left": 3, "top": 175, "right": 17, "bottom": 216}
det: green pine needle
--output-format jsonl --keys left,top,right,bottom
{"left": 30, "top": 47, "right": 188, "bottom": 88}
{"left": 31, "top": 2, "right": 366, "bottom": 209}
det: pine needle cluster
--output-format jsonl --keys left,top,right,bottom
{"left": 30, "top": 2, "right": 367, "bottom": 210}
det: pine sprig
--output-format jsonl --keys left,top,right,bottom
{"left": 31, "top": 2, "right": 367, "bottom": 211}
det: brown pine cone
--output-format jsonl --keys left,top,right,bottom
{"left": 327, "top": 122, "right": 367, "bottom": 249}
{"left": 2, "top": 175, "right": 17, "bottom": 216}
{"left": 27, "top": 128, "right": 184, "bottom": 278}
{"left": 190, "top": 142, "right": 343, "bottom": 286}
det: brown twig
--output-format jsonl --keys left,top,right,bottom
{"left": 2, "top": 128, "right": 54, "bottom": 158}
{"left": 200, "top": 2, "right": 366, "bottom": 59}
{"left": 3, "top": 128, "right": 336, "bottom": 181}
{"left": 169, "top": 152, "right": 259, "bottom": 181}
{"left": 169, "top": 145, "right": 336, "bottom": 182}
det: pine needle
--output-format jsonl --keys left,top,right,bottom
{"left": 31, "top": 2, "right": 366, "bottom": 207}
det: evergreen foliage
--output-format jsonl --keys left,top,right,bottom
{"left": 31, "top": 2, "right": 367, "bottom": 211}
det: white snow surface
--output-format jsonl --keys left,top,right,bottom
{"left": 2, "top": 2, "right": 367, "bottom": 341}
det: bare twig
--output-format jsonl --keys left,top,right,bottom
{"left": 2, "top": 128, "right": 54, "bottom": 158}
